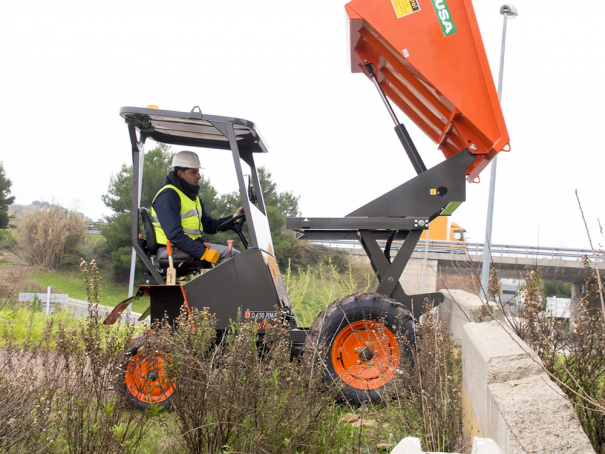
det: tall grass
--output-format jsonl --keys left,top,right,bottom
{"left": 285, "top": 257, "right": 374, "bottom": 326}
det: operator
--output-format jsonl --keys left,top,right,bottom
{"left": 151, "top": 150, "right": 244, "bottom": 267}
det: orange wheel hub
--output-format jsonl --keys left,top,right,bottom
{"left": 125, "top": 352, "right": 175, "bottom": 403}
{"left": 331, "top": 320, "right": 400, "bottom": 390}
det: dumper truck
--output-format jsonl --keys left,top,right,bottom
{"left": 421, "top": 217, "right": 466, "bottom": 242}
{"left": 104, "top": 0, "right": 509, "bottom": 408}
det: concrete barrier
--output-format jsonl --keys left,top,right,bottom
{"left": 57, "top": 298, "right": 144, "bottom": 324}
{"left": 438, "top": 290, "right": 594, "bottom": 453}
{"left": 390, "top": 436, "right": 503, "bottom": 453}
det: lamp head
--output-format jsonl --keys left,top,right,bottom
{"left": 500, "top": 4, "right": 518, "bottom": 18}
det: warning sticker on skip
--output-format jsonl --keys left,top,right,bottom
{"left": 391, "top": 0, "right": 420, "bottom": 18}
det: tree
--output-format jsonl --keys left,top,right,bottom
{"left": 542, "top": 280, "right": 572, "bottom": 299}
{"left": 0, "top": 162, "right": 15, "bottom": 228}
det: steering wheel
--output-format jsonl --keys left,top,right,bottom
{"left": 217, "top": 213, "right": 248, "bottom": 249}
{"left": 217, "top": 213, "right": 246, "bottom": 232}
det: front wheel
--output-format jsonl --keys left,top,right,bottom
{"left": 117, "top": 334, "right": 176, "bottom": 410}
{"left": 305, "top": 293, "right": 415, "bottom": 405}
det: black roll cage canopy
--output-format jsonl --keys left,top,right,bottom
{"left": 121, "top": 106, "right": 273, "bottom": 284}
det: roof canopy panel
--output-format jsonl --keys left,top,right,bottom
{"left": 346, "top": 0, "right": 510, "bottom": 180}
{"left": 120, "top": 107, "right": 268, "bottom": 153}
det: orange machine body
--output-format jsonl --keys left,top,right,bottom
{"left": 346, "top": 0, "right": 510, "bottom": 181}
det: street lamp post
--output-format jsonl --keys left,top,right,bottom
{"left": 480, "top": 4, "right": 518, "bottom": 298}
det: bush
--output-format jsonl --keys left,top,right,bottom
{"left": 77, "top": 235, "right": 113, "bottom": 270}
{"left": 14, "top": 208, "right": 87, "bottom": 271}
{"left": 389, "top": 303, "right": 463, "bottom": 451}
{"left": 0, "top": 230, "right": 14, "bottom": 250}
{"left": 0, "top": 261, "right": 152, "bottom": 453}
{"left": 547, "top": 258, "right": 605, "bottom": 453}
{"left": 0, "top": 265, "right": 44, "bottom": 309}
{"left": 148, "top": 309, "right": 342, "bottom": 453}
{"left": 284, "top": 235, "right": 351, "bottom": 272}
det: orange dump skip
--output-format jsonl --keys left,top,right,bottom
{"left": 346, "top": 0, "right": 509, "bottom": 181}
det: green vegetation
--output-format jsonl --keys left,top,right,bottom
{"left": 0, "top": 229, "right": 14, "bottom": 250}
{"left": 0, "top": 257, "right": 464, "bottom": 453}
{"left": 0, "top": 161, "right": 15, "bottom": 228}
{"left": 286, "top": 258, "right": 375, "bottom": 326}
{"left": 0, "top": 300, "right": 463, "bottom": 453}
{"left": 542, "top": 279, "right": 572, "bottom": 298}
{"left": 27, "top": 268, "right": 149, "bottom": 313}
{"left": 0, "top": 230, "right": 145, "bottom": 313}
{"left": 0, "top": 304, "right": 143, "bottom": 349}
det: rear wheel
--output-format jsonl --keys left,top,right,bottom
{"left": 305, "top": 293, "right": 415, "bottom": 404}
{"left": 118, "top": 335, "right": 176, "bottom": 410}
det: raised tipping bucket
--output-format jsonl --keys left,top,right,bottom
{"left": 346, "top": 0, "right": 510, "bottom": 181}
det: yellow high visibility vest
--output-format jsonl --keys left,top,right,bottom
{"left": 151, "top": 184, "right": 203, "bottom": 245}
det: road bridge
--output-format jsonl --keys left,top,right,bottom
{"left": 414, "top": 241, "right": 604, "bottom": 283}
{"left": 317, "top": 240, "right": 605, "bottom": 295}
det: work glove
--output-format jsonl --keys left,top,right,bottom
{"left": 201, "top": 245, "right": 220, "bottom": 264}
{"left": 233, "top": 206, "right": 245, "bottom": 224}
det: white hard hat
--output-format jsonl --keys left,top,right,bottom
{"left": 171, "top": 150, "right": 202, "bottom": 169}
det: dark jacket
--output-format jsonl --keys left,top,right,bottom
{"left": 152, "top": 185, "right": 232, "bottom": 259}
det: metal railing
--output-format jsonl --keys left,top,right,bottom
{"left": 312, "top": 240, "right": 605, "bottom": 262}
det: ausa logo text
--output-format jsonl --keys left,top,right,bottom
{"left": 431, "top": 0, "right": 457, "bottom": 36}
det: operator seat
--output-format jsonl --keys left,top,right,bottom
{"left": 138, "top": 208, "right": 208, "bottom": 274}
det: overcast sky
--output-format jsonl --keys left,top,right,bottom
{"left": 1, "top": 1, "right": 603, "bottom": 251}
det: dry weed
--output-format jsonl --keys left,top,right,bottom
{"left": 499, "top": 258, "right": 605, "bottom": 453}
{"left": 384, "top": 303, "right": 464, "bottom": 452}
{"left": 149, "top": 309, "right": 342, "bottom": 453}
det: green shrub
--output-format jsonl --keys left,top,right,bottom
{"left": 0, "top": 230, "right": 14, "bottom": 250}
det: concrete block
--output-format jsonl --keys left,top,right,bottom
{"left": 437, "top": 289, "right": 485, "bottom": 342}
{"left": 437, "top": 290, "right": 594, "bottom": 453}
{"left": 462, "top": 321, "right": 543, "bottom": 386}
{"left": 391, "top": 437, "right": 422, "bottom": 454}
{"left": 458, "top": 321, "right": 594, "bottom": 453}
{"left": 471, "top": 437, "right": 504, "bottom": 454}
{"left": 390, "top": 436, "right": 462, "bottom": 454}
{"left": 461, "top": 321, "right": 595, "bottom": 453}
{"left": 488, "top": 375, "right": 594, "bottom": 453}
